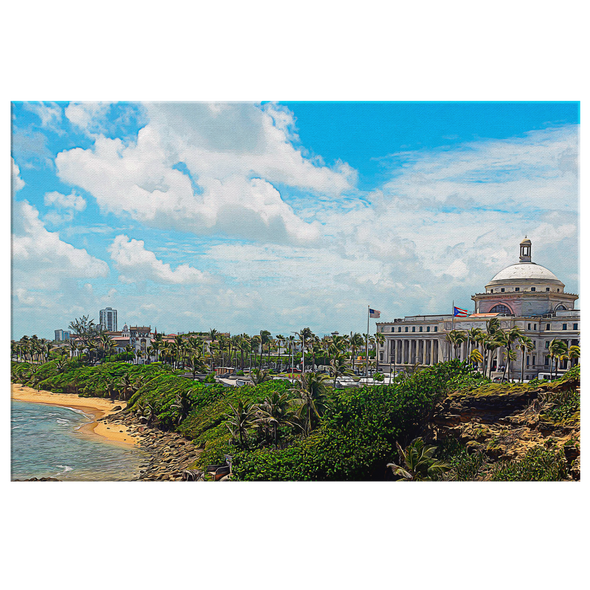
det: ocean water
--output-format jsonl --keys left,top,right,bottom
{"left": 11, "top": 400, "right": 147, "bottom": 481}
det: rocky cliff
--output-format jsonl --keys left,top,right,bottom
{"left": 431, "top": 374, "right": 580, "bottom": 480}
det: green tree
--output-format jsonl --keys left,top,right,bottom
{"left": 251, "top": 368, "right": 272, "bottom": 385}
{"left": 225, "top": 400, "right": 258, "bottom": 449}
{"left": 170, "top": 390, "right": 194, "bottom": 424}
{"left": 289, "top": 371, "right": 331, "bottom": 436}
{"left": 329, "top": 353, "right": 354, "bottom": 388}
{"left": 518, "top": 335, "right": 534, "bottom": 383}
{"left": 468, "top": 349, "right": 483, "bottom": 367}
{"left": 548, "top": 339, "right": 568, "bottom": 380}
{"left": 387, "top": 438, "right": 449, "bottom": 481}
{"left": 500, "top": 326, "right": 524, "bottom": 381}
{"left": 446, "top": 329, "right": 467, "bottom": 360}
{"left": 255, "top": 391, "right": 296, "bottom": 447}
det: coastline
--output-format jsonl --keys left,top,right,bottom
{"left": 11, "top": 384, "right": 139, "bottom": 446}
{"left": 11, "top": 383, "right": 204, "bottom": 480}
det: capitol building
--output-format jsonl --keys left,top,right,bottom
{"left": 376, "top": 238, "right": 580, "bottom": 380}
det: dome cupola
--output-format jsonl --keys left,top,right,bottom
{"left": 519, "top": 237, "right": 532, "bottom": 262}
{"left": 485, "top": 237, "right": 564, "bottom": 291}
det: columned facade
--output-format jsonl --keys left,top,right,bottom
{"left": 376, "top": 238, "right": 580, "bottom": 380}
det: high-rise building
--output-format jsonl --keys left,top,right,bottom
{"left": 99, "top": 307, "right": 118, "bottom": 331}
{"left": 54, "top": 329, "right": 70, "bottom": 341}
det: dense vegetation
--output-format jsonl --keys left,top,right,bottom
{"left": 11, "top": 358, "right": 580, "bottom": 481}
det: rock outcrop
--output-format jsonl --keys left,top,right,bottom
{"left": 431, "top": 379, "right": 580, "bottom": 478}
{"left": 99, "top": 410, "right": 204, "bottom": 481}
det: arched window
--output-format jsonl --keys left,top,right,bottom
{"left": 555, "top": 304, "right": 567, "bottom": 311}
{"left": 489, "top": 304, "right": 513, "bottom": 315}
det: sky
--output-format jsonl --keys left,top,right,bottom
{"left": 11, "top": 101, "right": 579, "bottom": 340}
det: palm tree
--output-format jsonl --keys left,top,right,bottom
{"left": 152, "top": 332, "right": 164, "bottom": 362}
{"left": 255, "top": 391, "right": 296, "bottom": 447}
{"left": 548, "top": 339, "right": 568, "bottom": 380}
{"left": 225, "top": 400, "right": 257, "bottom": 448}
{"left": 446, "top": 329, "right": 467, "bottom": 360}
{"left": 238, "top": 334, "right": 250, "bottom": 371}
{"left": 99, "top": 332, "right": 114, "bottom": 362}
{"left": 329, "top": 353, "right": 354, "bottom": 388}
{"left": 250, "top": 368, "right": 272, "bottom": 385}
{"left": 497, "top": 326, "right": 523, "bottom": 382}
{"left": 467, "top": 327, "right": 483, "bottom": 357}
{"left": 250, "top": 335, "right": 261, "bottom": 370}
{"left": 518, "top": 335, "right": 534, "bottom": 382}
{"left": 483, "top": 333, "right": 502, "bottom": 378}
{"left": 259, "top": 330, "right": 272, "bottom": 369}
{"left": 208, "top": 329, "right": 218, "bottom": 370}
{"left": 170, "top": 390, "right": 194, "bottom": 424}
{"left": 289, "top": 371, "right": 331, "bottom": 436}
{"left": 230, "top": 334, "right": 241, "bottom": 371}
{"left": 188, "top": 351, "right": 208, "bottom": 378}
{"left": 387, "top": 438, "right": 449, "bottom": 481}
{"left": 118, "top": 372, "right": 137, "bottom": 401}
{"left": 568, "top": 344, "right": 580, "bottom": 368}
{"left": 468, "top": 349, "right": 483, "bottom": 368}
{"left": 299, "top": 327, "right": 314, "bottom": 373}
{"left": 349, "top": 332, "right": 364, "bottom": 374}
{"left": 68, "top": 338, "right": 80, "bottom": 360}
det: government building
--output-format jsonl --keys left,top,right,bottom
{"left": 376, "top": 238, "right": 580, "bottom": 380}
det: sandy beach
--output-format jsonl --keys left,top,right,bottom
{"left": 11, "top": 384, "right": 139, "bottom": 446}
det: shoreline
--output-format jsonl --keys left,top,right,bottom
{"left": 12, "top": 383, "right": 205, "bottom": 481}
{"left": 11, "top": 384, "right": 139, "bottom": 446}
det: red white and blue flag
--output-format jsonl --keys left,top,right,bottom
{"left": 453, "top": 306, "right": 469, "bottom": 317}
{"left": 369, "top": 308, "right": 381, "bottom": 318}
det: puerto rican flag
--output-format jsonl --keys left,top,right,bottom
{"left": 453, "top": 306, "right": 469, "bottom": 317}
{"left": 369, "top": 308, "right": 381, "bottom": 318}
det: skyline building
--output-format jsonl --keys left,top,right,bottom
{"left": 99, "top": 307, "right": 118, "bottom": 332}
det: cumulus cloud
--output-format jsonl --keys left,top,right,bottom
{"left": 55, "top": 102, "right": 354, "bottom": 245}
{"left": 12, "top": 200, "right": 109, "bottom": 290}
{"left": 65, "top": 102, "right": 112, "bottom": 136}
{"left": 108, "top": 234, "right": 214, "bottom": 285}
{"left": 12, "top": 158, "right": 24, "bottom": 193}
{"left": 23, "top": 102, "right": 64, "bottom": 133}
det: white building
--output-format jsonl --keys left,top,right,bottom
{"left": 99, "top": 307, "right": 118, "bottom": 331}
{"left": 376, "top": 238, "right": 579, "bottom": 380}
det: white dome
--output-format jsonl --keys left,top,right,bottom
{"left": 487, "top": 262, "right": 563, "bottom": 286}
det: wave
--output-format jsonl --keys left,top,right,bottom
{"left": 55, "top": 465, "right": 73, "bottom": 475}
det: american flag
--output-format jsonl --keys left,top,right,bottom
{"left": 369, "top": 308, "right": 381, "bottom": 318}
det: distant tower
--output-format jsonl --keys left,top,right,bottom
{"left": 99, "top": 307, "right": 118, "bottom": 331}
{"left": 519, "top": 237, "right": 532, "bottom": 263}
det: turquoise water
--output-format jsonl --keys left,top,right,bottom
{"left": 11, "top": 400, "right": 147, "bottom": 481}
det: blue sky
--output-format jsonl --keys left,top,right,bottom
{"left": 11, "top": 101, "right": 579, "bottom": 340}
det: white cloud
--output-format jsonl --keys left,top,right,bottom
{"left": 44, "top": 190, "right": 86, "bottom": 211}
{"left": 12, "top": 158, "right": 24, "bottom": 193}
{"left": 380, "top": 125, "right": 578, "bottom": 213}
{"left": 108, "top": 234, "right": 214, "bottom": 285}
{"left": 55, "top": 102, "right": 355, "bottom": 245}
{"left": 12, "top": 200, "right": 109, "bottom": 290}
{"left": 64, "top": 102, "right": 111, "bottom": 136}
{"left": 23, "top": 102, "right": 63, "bottom": 132}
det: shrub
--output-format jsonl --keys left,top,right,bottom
{"left": 490, "top": 447, "right": 569, "bottom": 481}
